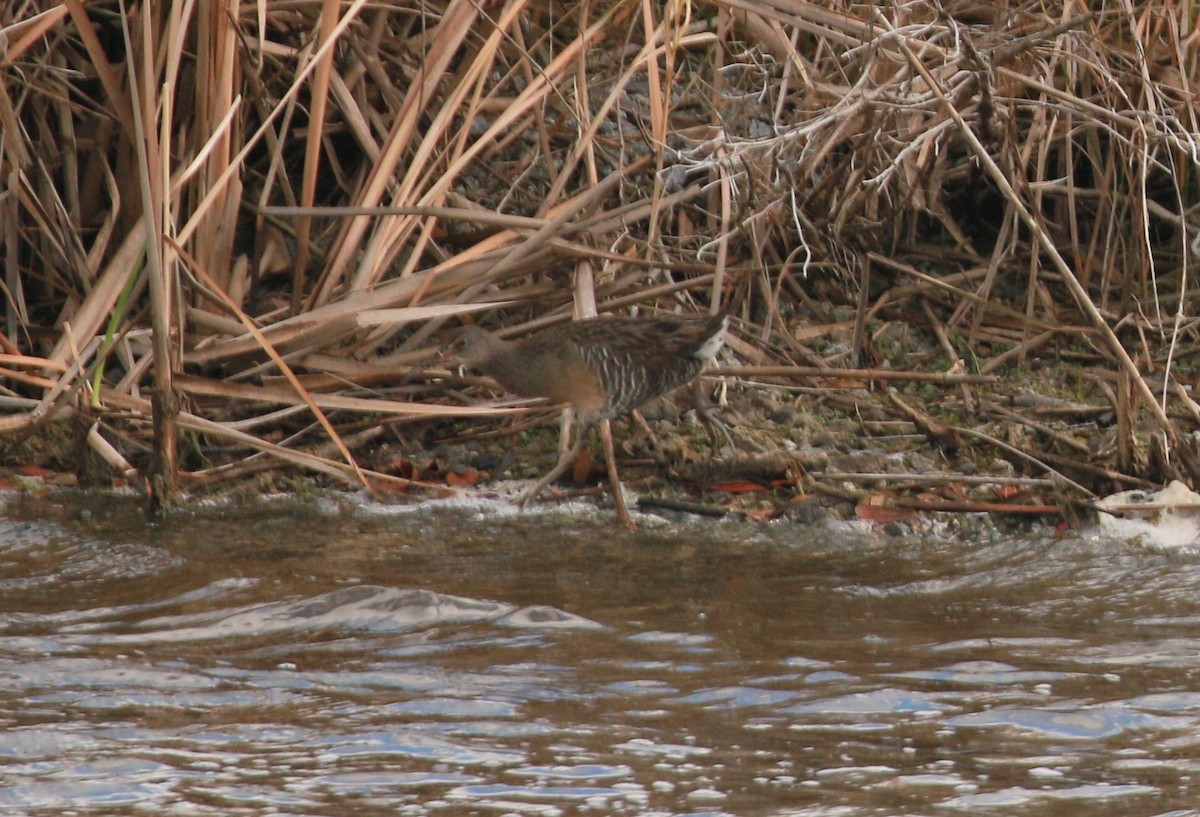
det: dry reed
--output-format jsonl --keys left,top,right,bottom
{"left": 2, "top": 0, "right": 1199, "bottom": 507}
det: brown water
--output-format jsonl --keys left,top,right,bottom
{"left": 1, "top": 491, "right": 1198, "bottom": 816}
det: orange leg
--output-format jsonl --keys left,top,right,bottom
{"left": 518, "top": 428, "right": 589, "bottom": 512}
{"left": 518, "top": 419, "right": 633, "bottom": 528}
{"left": 600, "top": 418, "right": 634, "bottom": 528}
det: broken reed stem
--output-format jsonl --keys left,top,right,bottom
{"left": 716, "top": 366, "right": 997, "bottom": 384}
{"left": 119, "top": 0, "right": 178, "bottom": 514}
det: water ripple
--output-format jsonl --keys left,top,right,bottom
{"left": 2, "top": 498, "right": 1199, "bottom": 814}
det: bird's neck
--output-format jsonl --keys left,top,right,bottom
{"left": 473, "top": 337, "right": 549, "bottom": 398}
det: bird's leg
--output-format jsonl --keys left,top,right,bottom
{"left": 631, "top": 408, "right": 692, "bottom": 466}
{"left": 631, "top": 409, "right": 662, "bottom": 451}
{"left": 691, "top": 378, "right": 737, "bottom": 452}
{"left": 517, "top": 425, "right": 589, "bottom": 512}
{"left": 600, "top": 418, "right": 634, "bottom": 528}
{"left": 558, "top": 406, "right": 574, "bottom": 457}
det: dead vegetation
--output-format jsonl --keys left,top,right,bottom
{"left": 2, "top": 0, "right": 1200, "bottom": 519}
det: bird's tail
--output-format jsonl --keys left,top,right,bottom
{"left": 694, "top": 313, "right": 729, "bottom": 361}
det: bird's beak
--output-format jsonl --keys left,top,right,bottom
{"left": 436, "top": 327, "right": 466, "bottom": 364}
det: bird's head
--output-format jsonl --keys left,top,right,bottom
{"left": 441, "top": 325, "right": 503, "bottom": 368}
